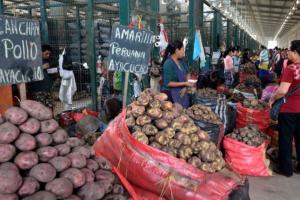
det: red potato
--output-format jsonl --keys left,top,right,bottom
{"left": 29, "top": 163, "right": 56, "bottom": 183}
{"left": 0, "top": 194, "right": 18, "bottom": 200}
{"left": 0, "top": 144, "right": 16, "bottom": 163}
{"left": 22, "top": 191, "right": 56, "bottom": 200}
{"left": 60, "top": 168, "right": 86, "bottom": 188}
{"left": 97, "top": 180, "right": 113, "bottom": 194}
{"left": 45, "top": 178, "right": 73, "bottom": 199}
{"left": 4, "top": 106, "right": 28, "bottom": 125}
{"left": 0, "top": 168, "right": 22, "bottom": 194}
{"left": 36, "top": 146, "right": 58, "bottom": 162}
{"left": 72, "top": 146, "right": 91, "bottom": 159}
{"left": 19, "top": 118, "right": 40, "bottom": 135}
{"left": 86, "top": 159, "right": 99, "bottom": 172}
{"left": 49, "top": 156, "right": 71, "bottom": 172}
{"left": 35, "top": 133, "right": 53, "bottom": 147}
{"left": 20, "top": 100, "right": 52, "bottom": 121}
{"left": 112, "top": 184, "right": 125, "bottom": 194}
{"left": 95, "top": 169, "right": 115, "bottom": 184}
{"left": 14, "top": 151, "right": 38, "bottom": 170}
{"left": 67, "top": 152, "right": 87, "bottom": 168}
{"left": 52, "top": 129, "right": 68, "bottom": 144}
{"left": 0, "top": 122, "right": 20, "bottom": 144}
{"left": 66, "top": 137, "right": 85, "bottom": 147}
{"left": 81, "top": 168, "right": 95, "bottom": 182}
{"left": 40, "top": 119, "right": 59, "bottom": 134}
{"left": 94, "top": 156, "right": 112, "bottom": 170}
{"left": 0, "top": 162, "right": 19, "bottom": 172}
{"left": 54, "top": 143, "right": 71, "bottom": 156}
{"left": 64, "top": 195, "right": 81, "bottom": 200}
{"left": 18, "top": 177, "right": 40, "bottom": 197}
{"left": 77, "top": 182, "right": 105, "bottom": 200}
{"left": 15, "top": 133, "right": 36, "bottom": 151}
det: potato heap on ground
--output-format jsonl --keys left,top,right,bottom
{"left": 228, "top": 124, "right": 270, "bottom": 147}
{"left": 0, "top": 100, "right": 131, "bottom": 200}
{"left": 242, "top": 99, "right": 268, "bottom": 110}
{"left": 126, "top": 90, "right": 225, "bottom": 173}
{"left": 196, "top": 88, "right": 218, "bottom": 97}
{"left": 240, "top": 63, "right": 257, "bottom": 75}
{"left": 186, "top": 104, "right": 222, "bottom": 125}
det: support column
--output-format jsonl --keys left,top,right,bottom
{"left": 119, "top": 0, "right": 133, "bottom": 105}
{"left": 234, "top": 25, "right": 238, "bottom": 47}
{"left": 39, "top": 0, "right": 49, "bottom": 44}
{"left": 0, "top": 0, "right": 4, "bottom": 14}
{"left": 150, "top": 0, "right": 159, "bottom": 60}
{"left": 188, "top": 0, "right": 195, "bottom": 67}
{"left": 212, "top": 11, "right": 221, "bottom": 51}
{"left": 239, "top": 29, "right": 244, "bottom": 49}
{"left": 226, "top": 19, "right": 232, "bottom": 49}
{"left": 87, "top": 0, "right": 97, "bottom": 110}
{"left": 76, "top": 6, "right": 81, "bottom": 62}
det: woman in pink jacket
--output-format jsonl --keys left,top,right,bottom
{"left": 223, "top": 48, "right": 234, "bottom": 88}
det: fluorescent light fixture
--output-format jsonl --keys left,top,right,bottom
{"left": 292, "top": 6, "right": 297, "bottom": 11}
{"left": 297, "top": 0, "right": 300, "bottom": 5}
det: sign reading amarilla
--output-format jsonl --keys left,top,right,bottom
{"left": 0, "top": 15, "right": 43, "bottom": 85}
{"left": 108, "top": 25, "right": 154, "bottom": 74}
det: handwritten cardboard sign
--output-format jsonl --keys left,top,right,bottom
{"left": 108, "top": 25, "right": 154, "bottom": 74}
{"left": 0, "top": 15, "right": 43, "bottom": 85}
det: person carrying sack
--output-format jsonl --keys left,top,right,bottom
{"left": 269, "top": 40, "right": 300, "bottom": 177}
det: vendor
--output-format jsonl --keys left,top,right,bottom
{"left": 223, "top": 48, "right": 234, "bottom": 88}
{"left": 269, "top": 40, "right": 300, "bottom": 177}
{"left": 161, "top": 40, "right": 192, "bottom": 108}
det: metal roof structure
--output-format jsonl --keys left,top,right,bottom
{"left": 1, "top": 0, "right": 300, "bottom": 45}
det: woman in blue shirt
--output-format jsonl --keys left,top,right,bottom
{"left": 161, "top": 41, "right": 192, "bottom": 108}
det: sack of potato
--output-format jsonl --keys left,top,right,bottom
{"left": 0, "top": 100, "right": 136, "bottom": 200}
{"left": 186, "top": 104, "right": 224, "bottom": 147}
{"left": 94, "top": 89, "right": 245, "bottom": 200}
{"left": 191, "top": 88, "right": 218, "bottom": 110}
{"left": 236, "top": 100, "right": 270, "bottom": 133}
{"left": 224, "top": 125, "right": 272, "bottom": 176}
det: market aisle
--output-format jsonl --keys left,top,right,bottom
{"left": 249, "top": 174, "right": 300, "bottom": 200}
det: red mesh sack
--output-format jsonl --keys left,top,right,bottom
{"left": 223, "top": 136, "right": 272, "bottom": 176}
{"left": 94, "top": 110, "right": 243, "bottom": 200}
{"left": 236, "top": 103, "right": 270, "bottom": 133}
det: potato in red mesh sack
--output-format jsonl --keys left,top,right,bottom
{"left": 236, "top": 102, "right": 270, "bottom": 133}
{"left": 94, "top": 110, "right": 243, "bottom": 200}
{"left": 223, "top": 136, "right": 272, "bottom": 176}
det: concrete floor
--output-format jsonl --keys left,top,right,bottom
{"left": 249, "top": 173, "right": 300, "bottom": 200}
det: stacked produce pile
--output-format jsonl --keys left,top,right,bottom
{"left": 242, "top": 99, "right": 268, "bottom": 111}
{"left": 196, "top": 88, "right": 218, "bottom": 97}
{"left": 125, "top": 90, "right": 225, "bottom": 173}
{"left": 0, "top": 100, "right": 131, "bottom": 200}
{"left": 227, "top": 125, "right": 270, "bottom": 147}
{"left": 240, "top": 63, "right": 257, "bottom": 75}
{"left": 31, "top": 92, "right": 53, "bottom": 108}
{"left": 186, "top": 104, "right": 222, "bottom": 125}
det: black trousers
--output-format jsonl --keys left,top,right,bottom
{"left": 278, "top": 113, "right": 300, "bottom": 175}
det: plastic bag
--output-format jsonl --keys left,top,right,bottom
{"left": 193, "top": 120, "right": 224, "bottom": 148}
{"left": 93, "top": 110, "right": 241, "bottom": 200}
{"left": 225, "top": 103, "right": 237, "bottom": 134}
{"left": 236, "top": 103, "right": 270, "bottom": 133}
{"left": 223, "top": 136, "right": 272, "bottom": 176}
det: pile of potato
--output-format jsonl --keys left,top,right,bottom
{"left": 126, "top": 90, "right": 225, "bottom": 173}
{"left": 242, "top": 99, "right": 268, "bottom": 110}
{"left": 0, "top": 100, "right": 131, "bottom": 200}
{"left": 196, "top": 88, "right": 218, "bottom": 97}
{"left": 186, "top": 104, "right": 222, "bottom": 125}
{"left": 240, "top": 63, "right": 257, "bottom": 75}
{"left": 228, "top": 124, "right": 270, "bottom": 147}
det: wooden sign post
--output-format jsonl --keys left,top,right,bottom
{"left": 107, "top": 25, "right": 153, "bottom": 107}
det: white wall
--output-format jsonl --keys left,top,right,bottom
{"left": 277, "top": 22, "right": 300, "bottom": 48}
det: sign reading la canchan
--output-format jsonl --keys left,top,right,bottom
{"left": 0, "top": 15, "right": 43, "bottom": 85}
{"left": 108, "top": 25, "right": 154, "bottom": 74}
